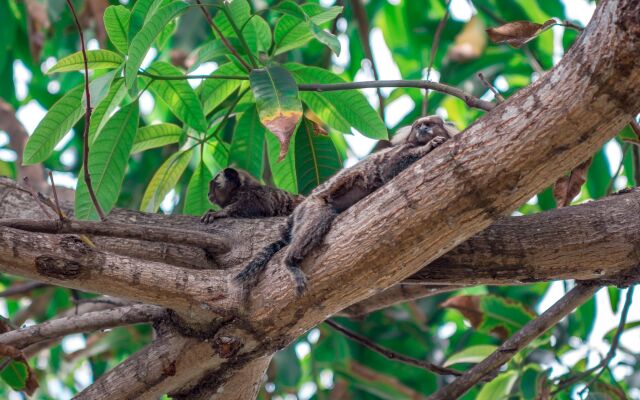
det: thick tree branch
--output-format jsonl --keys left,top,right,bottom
{"left": 428, "top": 283, "right": 599, "bottom": 400}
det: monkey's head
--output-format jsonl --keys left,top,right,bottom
{"left": 392, "top": 115, "right": 459, "bottom": 145}
{"left": 208, "top": 167, "right": 259, "bottom": 207}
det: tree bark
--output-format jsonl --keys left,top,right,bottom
{"left": 0, "top": 0, "right": 637, "bottom": 397}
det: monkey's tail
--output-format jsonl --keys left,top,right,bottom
{"left": 234, "top": 217, "right": 293, "bottom": 289}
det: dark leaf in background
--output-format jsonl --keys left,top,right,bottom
{"left": 553, "top": 158, "right": 592, "bottom": 207}
{"left": 486, "top": 19, "right": 556, "bottom": 48}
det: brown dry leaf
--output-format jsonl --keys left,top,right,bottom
{"left": 486, "top": 19, "right": 556, "bottom": 48}
{"left": 25, "top": 0, "right": 50, "bottom": 62}
{"left": 304, "top": 110, "right": 329, "bottom": 136}
{"left": 263, "top": 112, "right": 302, "bottom": 161}
{"left": 449, "top": 16, "right": 487, "bottom": 62}
{"left": 440, "top": 295, "right": 508, "bottom": 339}
{"left": 553, "top": 158, "right": 592, "bottom": 207}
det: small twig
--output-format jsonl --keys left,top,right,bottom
{"left": 606, "top": 144, "right": 629, "bottom": 195}
{"left": 48, "top": 172, "right": 66, "bottom": 221}
{"left": 558, "top": 20, "right": 584, "bottom": 32}
{"left": 478, "top": 73, "right": 505, "bottom": 103}
{"left": 65, "top": 0, "right": 106, "bottom": 221}
{"left": 0, "top": 282, "right": 48, "bottom": 298}
{"left": 195, "top": 0, "right": 252, "bottom": 72}
{"left": 22, "top": 178, "right": 54, "bottom": 219}
{"left": 0, "top": 218, "right": 231, "bottom": 254}
{"left": 422, "top": 0, "right": 451, "bottom": 115}
{"left": 427, "top": 283, "right": 599, "bottom": 400}
{"left": 326, "top": 319, "right": 462, "bottom": 377}
{"left": 349, "top": 0, "right": 385, "bottom": 119}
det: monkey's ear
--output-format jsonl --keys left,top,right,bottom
{"left": 223, "top": 168, "right": 241, "bottom": 184}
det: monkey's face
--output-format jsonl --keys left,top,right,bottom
{"left": 209, "top": 168, "right": 241, "bottom": 207}
{"left": 410, "top": 116, "right": 455, "bottom": 144}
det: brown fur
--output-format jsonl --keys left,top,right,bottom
{"left": 201, "top": 168, "right": 303, "bottom": 223}
{"left": 236, "top": 116, "right": 458, "bottom": 293}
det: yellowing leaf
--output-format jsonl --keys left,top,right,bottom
{"left": 449, "top": 16, "right": 487, "bottom": 62}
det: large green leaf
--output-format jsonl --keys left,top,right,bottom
{"left": 184, "top": 160, "right": 215, "bottom": 216}
{"left": 141, "top": 150, "right": 192, "bottom": 212}
{"left": 47, "top": 50, "right": 124, "bottom": 74}
{"left": 266, "top": 133, "right": 297, "bottom": 194}
{"left": 23, "top": 84, "right": 85, "bottom": 165}
{"left": 230, "top": 106, "right": 266, "bottom": 178}
{"left": 444, "top": 345, "right": 498, "bottom": 367}
{"left": 214, "top": 0, "right": 251, "bottom": 39}
{"left": 199, "top": 63, "right": 247, "bottom": 114}
{"left": 295, "top": 118, "right": 341, "bottom": 195}
{"left": 243, "top": 15, "right": 273, "bottom": 55}
{"left": 88, "top": 78, "right": 128, "bottom": 143}
{"left": 144, "top": 61, "right": 208, "bottom": 132}
{"left": 274, "top": 4, "right": 343, "bottom": 55}
{"left": 287, "top": 64, "right": 387, "bottom": 139}
{"left": 125, "top": 1, "right": 189, "bottom": 91}
{"left": 0, "top": 359, "right": 30, "bottom": 391}
{"left": 104, "top": 5, "right": 130, "bottom": 54}
{"left": 75, "top": 101, "right": 140, "bottom": 220}
{"left": 82, "top": 69, "right": 119, "bottom": 110}
{"left": 132, "top": 123, "right": 182, "bottom": 153}
{"left": 249, "top": 66, "right": 303, "bottom": 160}
{"left": 129, "top": 0, "right": 164, "bottom": 41}
{"left": 477, "top": 371, "right": 518, "bottom": 400}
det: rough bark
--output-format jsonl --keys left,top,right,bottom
{"left": 0, "top": 0, "right": 637, "bottom": 397}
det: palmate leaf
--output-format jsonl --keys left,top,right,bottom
{"left": 266, "top": 133, "right": 297, "bottom": 194}
{"left": 295, "top": 118, "right": 341, "bottom": 195}
{"left": 286, "top": 64, "right": 387, "bottom": 139}
{"left": 75, "top": 101, "right": 140, "bottom": 220}
{"left": 249, "top": 66, "right": 303, "bottom": 160}
{"left": 274, "top": 4, "right": 343, "bottom": 55}
{"left": 132, "top": 123, "right": 182, "bottom": 153}
{"left": 141, "top": 150, "right": 192, "bottom": 212}
{"left": 47, "top": 50, "right": 124, "bottom": 74}
{"left": 103, "top": 5, "right": 130, "bottom": 54}
{"left": 125, "top": 1, "right": 189, "bottom": 92}
{"left": 199, "top": 63, "right": 247, "bottom": 114}
{"left": 184, "top": 160, "right": 214, "bottom": 216}
{"left": 144, "top": 61, "right": 208, "bottom": 132}
{"left": 23, "top": 84, "right": 85, "bottom": 165}
{"left": 230, "top": 106, "right": 266, "bottom": 178}
{"left": 88, "top": 78, "right": 128, "bottom": 143}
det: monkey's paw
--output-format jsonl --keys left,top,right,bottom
{"left": 429, "top": 136, "right": 447, "bottom": 147}
{"left": 201, "top": 210, "right": 224, "bottom": 224}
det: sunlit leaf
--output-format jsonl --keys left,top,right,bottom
{"left": 249, "top": 66, "right": 303, "bottom": 160}
{"left": 230, "top": 106, "right": 266, "bottom": 178}
{"left": 199, "top": 63, "right": 247, "bottom": 114}
{"left": 449, "top": 16, "right": 487, "bottom": 62}
{"left": 129, "top": 0, "right": 164, "bottom": 41}
{"left": 75, "top": 101, "right": 139, "bottom": 220}
{"left": 309, "top": 22, "right": 341, "bottom": 55}
{"left": 89, "top": 78, "right": 128, "bottom": 143}
{"left": 214, "top": 0, "right": 251, "bottom": 39}
{"left": 125, "top": 1, "right": 189, "bottom": 92}
{"left": 132, "top": 123, "right": 182, "bottom": 154}
{"left": 295, "top": 118, "right": 341, "bottom": 195}
{"left": 243, "top": 16, "right": 273, "bottom": 55}
{"left": 274, "top": 4, "right": 343, "bottom": 55}
{"left": 23, "top": 84, "right": 85, "bottom": 165}
{"left": 104, "top": 5, "right": 130, "bottom": 54}
{"left": 444, "top": 345, "right": 498, "bottom": 367}
{"left": 477, "top": 371, "right": 518, "bottom": 400}
{"left": 184, "top": 160, "right": 214, "bottom": 216}
{"left": 266, "top": 134, "right": 298, "bottom": 194}
{"left": 47, "top": 50, "right": 124, "bottom": 74}
{"left": 141, "top": 150, "right": 192, "bottom": 212}
{"left": 82, "top": 69, "right": 119, "bottom": 110}
{"left": 273, "top": 1, "right": 308, "bottom": 21}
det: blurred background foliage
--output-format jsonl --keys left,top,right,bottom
{"left": 0, "top": 0, "right": 639, "bottom": 398}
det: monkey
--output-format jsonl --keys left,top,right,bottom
{"left": 201, "top": 167, "right": 304, "bottom": 223}
{"left": 235, "top": 115, "right": 459, "bottom": 294}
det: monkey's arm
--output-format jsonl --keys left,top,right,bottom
{"left": 201, "top": 201, "right": 250, "bottom": 224}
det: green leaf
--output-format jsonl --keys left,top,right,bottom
{"left": 141, "top": 150, "right": 192, "bottom": 212}
{"left": 184, "top": 160, "right": 214, "bottom": 216}
{"left": 604, "top": 320, "right": 640, "bottom": 342}
{"left": 129, "top": 0, "right": 163, "bottom": 41}
{"left": 144, "top": 61, "right": 208, "bottom": 132}
{"left": 230, "top": 106, "right": 266, "bottom": 178}
{"left": 82, "top": 69, "right": 119, "bottom": 110}
{"left": 266, "top": 133, "right": 297, "bottom": 194}
{"left": 249, "top": 66, "right": 303, "bottom": 160}
{"left": 0, "top": 160, "right": 16, "bottom": 179}
{"left": 243, "top": 16, "right": 273, "bottom": 55}
{"left": 156, "top": 19, "right": 177, "bottom": 50}
{"left": 478, "top": 295, "right": 536, "bottom": 337}
{"left": 608, "top": 287, "right": 621, "bottom": 314}
{"left": 132, "top": 123, "right": 182, "bottom": 154}
{"left": 586, "top": 149, "right": 611, "bottom": 199}
{"left": 199, "top": 63, "right": 247, "bottom": 114}
{"left": 309, "top": 22, "right": 341, "bottom": 55}
{"left": 273, "top": 1, "right": 308, "bottom": 21}
{"left": 47, "top": 50, "right": 124, "bottom": 74}
{"left": 104, "top": 5, "right": 130, "bottom": 54}
{"left": 214, "top": 0, "right": 251, "bottom": 39}
{"left": 295, "top": 118, "right": 342, "bottom": 195}
{"left": 444, "top": 345, "right": 498, "bottom": 367}
{"left": 23, "top": 84, "right": 85, "bottom": 164}
{"left": 0, "top": 359, "right": 29, "bottom": 391}
{"left": 75, "top": 101, "right": 140, "bottom": 220}
{"left": 89, "top": 78, "right": 128, "bottom": 143}
{"left": 286, "top": 63, "right": 387, "bottom": 139}
{"left": 125, "top": 1, "right": 189, "bottom": 92}
{"left": 477, "top": 371, "right": 518, "bottom": 400}
{"left": 274, "top": 4, "right": 343, "bottom": 55}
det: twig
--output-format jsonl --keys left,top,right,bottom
{"left": 427, "top": 283, "right": 599, "bottom": 400}
{"left": 0, "top": 282, "right": 48, "bottom": 298}
{"left": 326, "top": 319, "right": 462, "bottom": 377}
{"left": 0, "top": 304, "right": 164, "bottom": 349}
{"left": 22, "top": 178, "right": 54, "bottom": 219}
{"left": 195, "top": 0, "right": 252, "bottom": 72}
{"left": 349, "top": 0, "right": 385, "bottom": 119}
{"left": 65, "top": 0, "right": 106, "bottom": 221}
{"left": 0, "top": 218, "right": 231, "bottom": 254}
{"left": 478, "top": 72, "right": 505, "bottom": 103}
{"left": 298, "top": 80, "right": 495, "bottom": 111}
{"left": 422, "top": 0, "right": 451, "bottom": 115}
{"left": 559, "top": 20, "right": 584, "bottom": 32}
{"left": 48, "top": 171, "right": 65, "bottom": 221}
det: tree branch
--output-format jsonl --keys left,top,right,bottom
{"left": 428, "top": 283, "right": 600, "bottom": 400}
